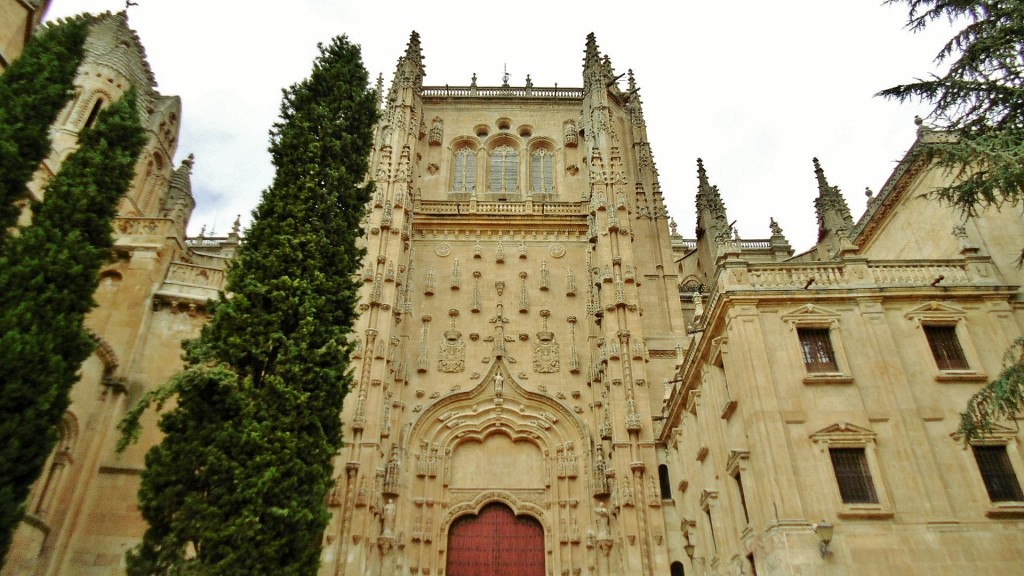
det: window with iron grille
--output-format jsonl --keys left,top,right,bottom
{"left": 973, "top": 445, "right": 1024, "bottom": 502}
{"left": 798, "top": 327, "right": 838, "bottom": 373}
{"left": 923, "top": 325, "right": 969, "bottom": 370}
{"left": 829, "top": 447, "right": 878, "bottom": 504}
{"left": 452, "top": 147, "right": 476, "bottom": 192}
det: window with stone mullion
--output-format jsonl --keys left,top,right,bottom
{"left": 453, "top": 148, "right": 476, "bottom": 192}
{"left": 489, "top": 145, "right": 518, "bottom": 193}
{"left": 531, "top": 149, "right": 554, "bottom": 193}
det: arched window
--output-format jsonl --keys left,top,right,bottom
{"left": 670, "top": 561, "right": 685, "bottom": 576}
{"left": 659, "top": 464, "right": 672, "bottom": 500}
{"left": 452, "top": 147, "right": 476, "bottom": 192}
{"left": 530, "top": 148, "right": 554, "bottom": 194}
{"left": 84, "top": 98, "right": 104, "bottom": 129}
{"left": 489, "top": 144, "right": 518, "bottom": 193}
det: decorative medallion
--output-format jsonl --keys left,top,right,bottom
{"left": 549, "top": 243, "right": 566, "bottom": 258}
{"left": 435, "top": 243, "right": 452, "bottom": 257}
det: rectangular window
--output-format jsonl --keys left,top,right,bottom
{"left": 798, "top": 328, "right": 838, "bottom": 373}
{"left": 924, "top": 325, "right": 969, "bottom": 370}
{"left": 829, "top": 447, "right": 878, "bottom": 504}
{"left": 973, "top": 445, "right": 1024, "bottom": 502}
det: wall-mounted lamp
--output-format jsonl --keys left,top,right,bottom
{"left": 813, "top": 520, "right": 834, "bottom": 558}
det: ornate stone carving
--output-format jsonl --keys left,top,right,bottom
{"left": 567, "top": 316, "right": 580, "bottom": 373}
{"left": 438, "top": 309, "right": 465, "bottom": 373}
{"left": 382, "top": 446, "right": 401, "bottom": 496}
{"left": 424, "top": 266, "right": 436, "bottom": 295}
{"left": 435, "top": 242, "right": 451, "bottom": 257}
{"left": 428, "top": 116, "right": 443, "bottom": 145}
{"left": 540, "top": 260, "right": 550, "bottom": 291}
{"left": 565, "top": 268, "right": 577, "bottom": 297}
{"left": 549, "top": 243, "right": 566, "bottom": 258}
{"left": 417, "top": 315, "right": 431, "bottom": 372}
{"left": 533, "top": 310, "right": 560, "bottom": 373}
{"left": 471, "top": 271, "right": 482, "bottom": 312}
{"left": 563, "top": 119, "right": 578, "bottom": 147}
{"left": 450, "top": 258, "right": 461, "bottom": 290}
{"left": 519, "top": 271, "right": 529, "bottom": 313}
{"left": 495, "top": 240, "right": 505, "bottom": 263}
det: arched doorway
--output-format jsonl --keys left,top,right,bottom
{"left": 446, "top": 503, "right": 545, "bottom": 576}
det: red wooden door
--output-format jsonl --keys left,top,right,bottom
{"left": 446, "top": 503, "right": 545, "bottom": 576}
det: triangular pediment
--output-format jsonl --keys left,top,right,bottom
{"left": 781, "top": 303, "right": 841, "bottom": 323}
{"left": 904, "top": 301, "right": 966, "bottom": 320}
{"left": 810, "top": 421, "right": 876, "bottom": 443}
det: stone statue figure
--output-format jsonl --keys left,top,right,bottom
{"left": 493, "top": 372, "right": 504, "bottom": 396}
{"left": 595, "top": 502, "right": 610, "bottom": 539}
{"left": 382, "top": 498, "right": 396, "bottom": 537}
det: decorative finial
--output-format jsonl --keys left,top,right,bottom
{"left": 231, "top": 215, "right": 241, "bottom": 235}
{"left": 865, "top": 187, "right": 873, "bottom": 198}
{"left": 502, "top": 64, "right": 510, "bottom": 87}
{"left": 914, "top": 115, "right": 923, "bottom": 126}
{"left": 125, "top": 0, "right": 138, "bottom": 8}
{"left": 769, "top": 217, "right": 783, "bottom": 236}
{"left": 470, "top": 72, "right": 477, "bottom": 87}
{"left": 181, "top": 153, "right": 195, "bottom": 171}
{"left": 525, "top": 74, "right": 532, "bottom": 88}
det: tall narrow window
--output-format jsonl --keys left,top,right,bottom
{"left": 489, "top": 144, "right": 518, "bottom": 193}
{"left": 531, "top": 148, "right": 554, "bottom": 193}
{"left": 798, "top": 327, "right": 838, "bottom": 373}
{"left": 658, "top": 464, "right": 672, "bottom": 500}
{"left": 829, "top": 447, "right": 878, "bottom": 504}
{"left": 452, "top": 147, "right": 476, "bottom": 192}
{"left": 733, "top": 471, "right": 750, "bottom": 525}
{"left": 924, "top": 325, "right": 969, "bottom": 370}
{"left": 84, "top": 98, "right": 104, "bottom": 129}
{"left": 703, "top": 506, "right": 718, "bottom": 555}
{"left": 670, "top": 561, "right": 685, "bottom": 576}
{"left": 973, "top": 445, "right": 1024, "bottom": 502}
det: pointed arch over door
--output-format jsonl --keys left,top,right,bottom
{"left": 446, "top": 503, "right": 545, "bottom": 576}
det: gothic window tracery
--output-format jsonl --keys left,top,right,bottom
{"left": 488, "top": 144, "right": 519, "bottom": 193}
{"left": 530, "top": 148, "right": 554, "bottom": 194}
{"left": 452, "top": 146, "right": 476, "bottom": 192}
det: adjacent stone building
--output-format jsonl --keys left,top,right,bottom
{"left": 3, "top": 15, "right": 1024, "bottom": 576}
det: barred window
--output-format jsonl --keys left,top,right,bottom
{"left": 798, "top": 328, "right": 838, "bottom": 373}
{"left": 489, "top": 144, "right": 518, "bottom": 193}
{"left": 973, "top": 445, "right": 1024, "bottom": 502}
{"left": 452, "top": 147, "right": 476, "bottom": 192}
{"left": 829, "top": 447, "right": 878, "bottom": 504}
{"left": 924, "top": 325, "right": 969, "bottom": 370}
{"left": 531, "top": 149, "right": 554, "bottom": 193}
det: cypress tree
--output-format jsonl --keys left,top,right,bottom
{"left": 120, "top": 35, "right": 378, "bottom": 575}
{"left": 0, "top": 88, "right": 146, "bottom": 562}
{"left": 0, "top": 15, "right": 92, "bottom": 237}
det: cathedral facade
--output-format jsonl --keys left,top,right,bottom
{"left": 4, "top": 15, "right": 1024, "bottom": 576}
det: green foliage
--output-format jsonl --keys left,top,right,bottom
{"left": 0, "top": 16, "right": 92, "bottom": 237}
{"left": 958, "top": 337, "right": 1024, "bottom": 442}
{"left": 0, "top": 88, "right": 146, "bottom": 563}
{"left": 882, "top": 2, "right": 1024, "bottom": 440}
{"left": 124, "top": 35, "right": 378, "bottom": 575}
{"left": 878, "top": 1, "right": 1024, "bottom": 215}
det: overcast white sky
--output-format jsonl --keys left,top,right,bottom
{"left": 44, "top": 1, "right": 955, "bottom": 252}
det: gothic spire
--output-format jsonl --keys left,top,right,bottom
{"left": 391, "top": 31, "right": 425, "bottom": 92}
{"left": 583, "top": 33, "right": 604, "bottom": 93}
{"left": 812, "top": 157, "right": 853, "bottom": 237}
{"left": 694, "top": 158, "right": 729, "bottom": 240}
